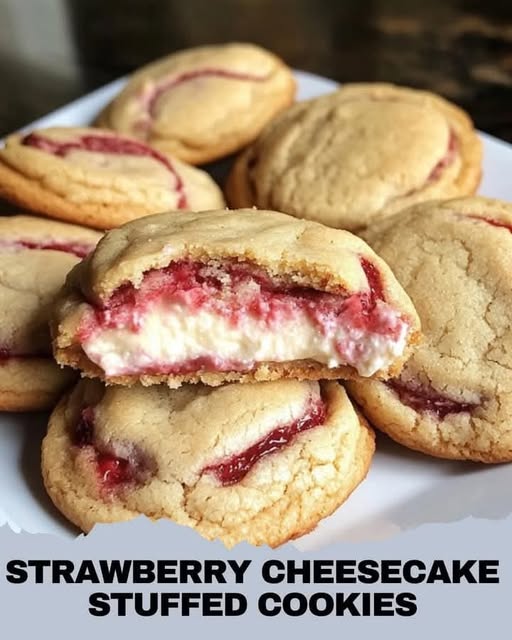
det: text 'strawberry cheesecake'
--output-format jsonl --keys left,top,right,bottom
{"left": 347, "top": 197, "right": 512, "bottom": 463}
{"left": 226, "top": 83, "right": 482, "bottom": 232}
{"left": 51, "top": 209, "right": 420, "bottom": 387}
{"left": 0, "top": 127, "right": 225, "bottom": 230}
{"left": 0, "top": 215, "right": 101, "bottom": 411}
{"left": 42, "top": 378, "right": 375, "bottom": 547}
{"left": 96, "top": 43, "right": 296, "bottom": 164}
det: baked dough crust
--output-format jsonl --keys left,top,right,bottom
{"left": 0, "top": 215, "right": 100, "bottom": 411}
{"left": 0, "top": 128, "right": 225, "bottom": 230}
{"left": 97, "top": 43, "right": 296, "bottom": 165}
{"left": 226, "top": 83, "right": 482, "bottom": 231}
{"left": 0, "top": 357, "right": 75, "bottom": 412}
{"left": 347, "top": 197, "right": 512, "bottom": 462}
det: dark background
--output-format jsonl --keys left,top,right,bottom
{"left": 1, "top": 0, "right": 512, "bottom": 139}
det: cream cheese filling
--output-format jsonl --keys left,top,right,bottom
{"left": 82, "top": 300, "right": 408, "bottom": 378}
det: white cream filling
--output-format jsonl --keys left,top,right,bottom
{"left": 82, "top": 300, "right": 409, "bottom": 378}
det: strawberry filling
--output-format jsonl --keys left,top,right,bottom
{"left": 74, "top": 407, "right": 95, "bottom": 447}
{"left": 466, "top": 215, "right": 512, "bottom": 233}
{"left": 0, "top": 347, "right": 49, "bottom": 361}
{"left": 73, "top": 407, "right": 151, "bottom": 492}
{"left": 114, "top": 355, "right": 247, "bottom": 377}
{"left": 22, "top": 132, "right": 187, "bottom": 208}
{"left": 202, "top": 396, "right": 327, "bottom": 485}
{"left": 96, "top": 455, "right": 133, "bottom": 490}
{"left": 397, "top": 130, "right": 459, "bottom": 198}
{"left": 427, "top": 131, "right": 458, "bottom": 182}
{"left": 74, "top": 396, "right": 326, "bottom": 491}
{"left": 387, "top": 379, "right": 479, "bottom": 419}
{"left": 76, "top": 258, "right": 409, "bottom": 377}
{"left": 0, "top": 238, "right": 94, "bottom": 258}
{"left": 80, "top": 259, "right": 391, "bottom": 336}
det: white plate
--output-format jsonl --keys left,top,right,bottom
{"left": 1, "top": 71, "right": 511, "bottom": 546}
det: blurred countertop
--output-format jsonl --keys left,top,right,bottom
{"left": 1, "top": 0, "right": 512, "bottom": 140}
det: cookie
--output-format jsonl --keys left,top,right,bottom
{"left": 42, "top": 378, "right": 375, "bottom": 546}
{"left": 226, "top": 83, "right": 482, "bottom": 231}
{"left": 0, "top": 127, "right": 225, "bottom": 230}
{"left": 0, "top": 215, "right": 101, "bottom": 411}
{"left": 51, "top": 208, "right": 420, "bottom": 387}
{"left": 96, "top": 43, "right": 296, "bottom": 165}
{"left": 347, "top": 197, "right": 512, "bottom": 462}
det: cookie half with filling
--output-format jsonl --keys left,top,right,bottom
{"left": 51, "top": 208, "right": 420, "bottom": 387}
{"left": 0, "top": 215, "right": 101, "bottom": 411}
{"left": 226, "top": 83, "right": 482, "bottom": 231}
{"left": 0, "top": 127, "right": 225, "bottom": 229}
{"left": 347, "top": 197, "right": 512, "bottom": 462}
{"left": 97, "top": 42, "right": 296, "bottom": 165}
{"left": 42, "top": 378, "right": 374, "bottom": 547}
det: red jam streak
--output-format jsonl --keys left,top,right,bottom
{"left": 74, "top": 407, "right": 95, "bottom": 447}
{"left": 466, "top": 215, "right": 512, "bottom": 233}
{"left": 387, "top": 379, "right": 478, "bottom": 419}
{"left": 22, "top": 132, "right": 187, "bottom": 208}
{"left": 202, "top": 397, "right": 327, "bottom": 486}
{"left": 0, "top": 347, "right": 48, "bottom": 362}
{"left": 427, "top": 131, "right": 458, "bottom": 182}
{"left": 96, "top": 455, "right": 133, "bottom": 489}
{"left": 0, "top": 238, "right": 93, "bottom": 258}
{"left": 117, "top": 355, "right": 249, "bottom": 376}
{"left": 79, "top": 258, "right": 390, "bottom": 339}
{"left": 360, "top": 258, "right": 385, "bottom": 309}
{"left": 73, "top": 407, "right": 151, "bottom": 491}
{"left": 138, "top": 67, "right": 268, "bottom": 121}
{"left": 248, "top": 128, "right": 459, "bottom": 202}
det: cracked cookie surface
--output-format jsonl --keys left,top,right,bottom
{"left": 51, "top": 208, "right": 420, "bottom": 386}
{"left": 97, "top": 43, "right": 296, "bottom": 165}
{"left": 41, "top": 379, "right": 375, "bottom": 547}
{"left": 226, "top": 83, "right": 482, "bottom": 231}
{"left": 0, "top": 127, "right": 225, "bottom": 230}
{"left": 0, "top": 215, "right": 101, "bottom": 411}
{"left": 347, "top": 197, "right": 512, "bottom": 462}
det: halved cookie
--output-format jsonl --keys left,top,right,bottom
{"left": 51, "top": 208, "right": 420, "bottom": 387}
{"left": 96, "top": 43, "right": 296, "bottom": 165}
{"left": 42, "top": 379, "right": 374, "bottom": 547}
{"left": 0, "top": 215, "right": 101, "bottom": 411}
{"left": 0, "top": 127, "right": 225, "bottom": 229}
{"left": 347, "top": 197, "right": 512, "bottom": 462}
{"left": 227, "top": 83, "right": 482, "bottom": 231}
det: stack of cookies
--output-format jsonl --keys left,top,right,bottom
{"left": 42, "top": 208, "right": 420, "bottom": 546}
{"left": 1, "top": 41, "right": 510, "bottom": 548}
